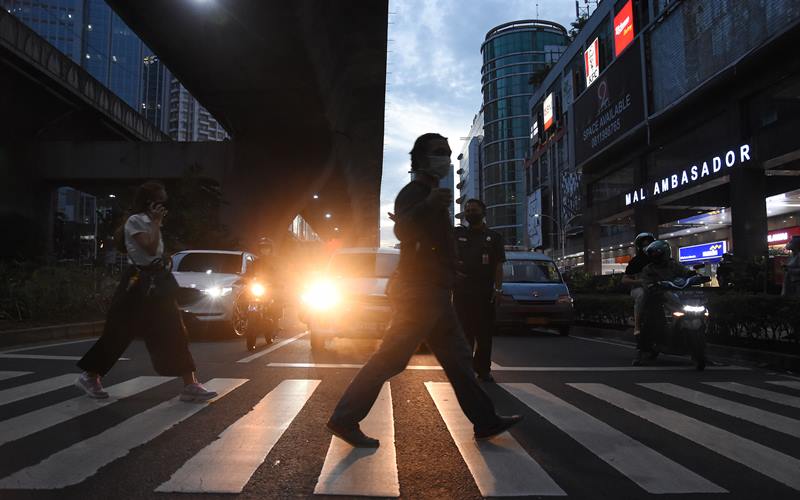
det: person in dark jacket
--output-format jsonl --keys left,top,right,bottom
{"left": 326, "top": 133, "right": 522, "bottom": 448}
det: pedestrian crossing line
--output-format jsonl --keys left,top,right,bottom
{"left": 314, "top": 382, "right": 399, "bottom": 497}
{"left": 501, "top": 383, "right": 725, "bottom": 494}
{"left": 425, "top": 382, "right": 566, "bottom": 497}
{"left": 767, "top": 380, "right": 800, "bottom": 391}
{"left": 236, "top": 332, "right": 308, "bottom": 363}
{"left": 0, "top": 373, "right": 80, "bottom": 406}
{"left": 704, "top": 382, "right": 800, "bottom": 409}
{"left": 155, "top": 379, "right": 320, "bottom": 494}
{"left": 642, "top": 383, "right": 800, "bottom": 439}
{"left": 0, "top": 376, "right": 174, "bottom": 447}
{"left": 0, "top": 378, "right": 246, "bottom": 490}
{"left": 0, "top": 354, "right": 129, "bottom": 361}
{"left": 570, "top": 383, "right": 800, "bottom": 492}
{"left": 0, "top": 371, "right": 32, "bottom": 382}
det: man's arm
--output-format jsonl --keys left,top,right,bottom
{"left": 493, "top": 233, "right": 506, "bottom": 291}
{"left": 393, "top": 185, "right": 451, "bottom": 242}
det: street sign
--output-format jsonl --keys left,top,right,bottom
{"left": 678, "top": 241, "right": 727, "bottom": 264}
{"left": 584, "top": 38, "right": 600, "bottom": 87}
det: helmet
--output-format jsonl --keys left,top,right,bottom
{"left": 645, "top": 240, "right": 672, "bottom": 264}
{"left": 634, "top": 232, "right": 656, "bottom": 251}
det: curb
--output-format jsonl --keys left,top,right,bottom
{"left": 574, "top": 324, "right": 800, "bottom": 373}
{"left": 0, "top": 321, "right": 104, "bottom": 349}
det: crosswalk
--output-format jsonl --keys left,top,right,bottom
{"left": 0, "top": 370, "right": 799, "bottom": 497}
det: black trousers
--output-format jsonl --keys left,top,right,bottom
{"left": 78, "top": 268, "right": 196, "bottom": 377}
{"left": 453, "top": 292, "right": 495, "bottom": 376}
{"left": 330, "top": 282, "right": 499, "bottom": 430}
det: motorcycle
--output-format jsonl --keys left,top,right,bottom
{"left": 242, "top": 280, "right": 280, "bottom": 351}
{"left": 641, "top": 274, "right": 712, "bottom": 370}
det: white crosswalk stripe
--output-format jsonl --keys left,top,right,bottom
{"left": 426, "top": 381, "right": 566, "bottom": 497}
{"left": 502, "top": 383, "right": 725, "bottom": 494}
{"left": 156, "top": 379, "right": 320, "bottom": 494}
{"left": 0, "top": 373, "right": 80, "bottom": 406}
{"left": 642, "top": 383, "right": 800, "bottom": 439}
{"left": 767, "top": 380, "right": 800, "bottom": 391}
{"left": 314, "top": 382, "right": 399, "bottom": 497}
{"left": 0, "top": 376, "right": 173, "bottom": 446}
{"left": 571, "top": 383, "right": 800, "bottom": 492}
{"left": 704, "top": 381, "right": 800, "bottom": 409}
{"left": 0, "top": 378, "right": 246, "bottom": 490}
{"left": 0, "top": 370, "right": 31, "bottom": 381}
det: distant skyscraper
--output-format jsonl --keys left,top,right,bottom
{"left": 142, "top": 52, "right": 171, "bottom": 132}
{"left": 168, "top": 80, "right": 229, "bottom": 142}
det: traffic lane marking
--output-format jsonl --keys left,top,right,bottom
{"left": 267, "top": 362, "right": 747, "bottom": 372}
{"left": 236, "top": 332, "right": 308, "bottom": 363}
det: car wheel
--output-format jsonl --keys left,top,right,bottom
{"left": 558, "top": 326, "right": 571, "bottom": 336}
{"left": 231, "top": 298, "right": 249, "bottom": 338}
{"left": 310, "top": 331, "right": 325, "bottom": 351}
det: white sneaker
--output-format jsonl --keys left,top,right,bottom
{"left": 75, "top": 373, "right": 109, "bottom": 399}
{"left": 180, "top": 383, "right": 218, "bottom": 402}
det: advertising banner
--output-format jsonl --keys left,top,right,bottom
{"left": 574, "top": 42, "right": 645, "bottom": 166}
{"left": 543, "top": 92, "right": 554, "bottom": 131}
{"left": 584, "top": 38, "right": 600, "bottom": 87}
{"left": 614, "top": 0, "right": 635, "bottom": 56}
{"left": 527, "top": 189, "right": 543, "bottom": 249}
{"left": 768, "top": 226, "right": 800, "bottom": 246}
{"left": 678, "top": 241, "right": 727, "bottom": 264}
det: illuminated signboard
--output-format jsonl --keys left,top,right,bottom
{"left": 584, "top": 37, "right": 600, "bottom": 87}
{"left": 678, "top": 241, "right": 727, "bottom": 264}
{"left": 543, "top": 92, "right": 554, "bottom": 131}
{"left": 624, "top": 144, "right": 752, "bottom": 206}
{"left": 614, "top": 0, "right": 635, "bottom": 56}
{"left": 530, "top": 119, "right": 539, "bottom": 140}
{"left": 768, "top": 227, "right": 800, "bottom": 245}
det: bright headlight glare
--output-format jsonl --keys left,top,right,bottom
{"left": 302, "top": 280, "right": 341, "bottom": 311}
{"left": 203, "top": 286, "right": 232, "bottom": 298}
{"left": 250, "top": 282, "right": 266, "bottom": 297}
{"left": 672, "top": 311, "right": 685, "bottom": 317}
{"left": 683, "top": 305, "right": 706, "bottom": 314}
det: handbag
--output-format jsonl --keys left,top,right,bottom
{"left": 138, "top": 257, "right": 180, "bottom": 300}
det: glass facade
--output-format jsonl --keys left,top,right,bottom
{"left": 481, "top": 21, "right": 568, "bottom": 245}
{"left": 2, "top": 0, "right": 83, "bottom": 60}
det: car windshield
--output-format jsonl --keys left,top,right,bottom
{"left": 328, "top": 253, "right": 399, "bottom": 278}
{"left": 503, "top": 260, "right": 562, "bottom": 283}
{"left": 175, "top": 253, "right": 242, "bottom": 274}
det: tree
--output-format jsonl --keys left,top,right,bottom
{"left": 569, "top": 14, "right": 589, "bottom": 41}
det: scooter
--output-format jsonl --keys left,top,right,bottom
{"left": 243, "top": 280, "right": 280, "bottom": 351}
{"left": 641, "top": 274, "right": 711, "bottom": 370}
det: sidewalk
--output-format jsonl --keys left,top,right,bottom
{"left": 573, "top": 324, "right": 800, "bottom": 373}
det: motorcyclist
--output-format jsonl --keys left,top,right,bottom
{"left": 622, "top": 232, "right": 656, "bottom": 339}
{"left": 243, "top": 237, "right": 281, "bottom": 351}
{"left": 635, "top": 239, "right": 694, "bottom": 365}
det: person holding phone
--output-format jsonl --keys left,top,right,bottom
{"left": 75, "top": 181, "right": 217, "bottom": 402}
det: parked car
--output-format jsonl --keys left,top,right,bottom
{"left": 494, "top": 251, "right": 574, "bottom": 335}
{"left": 171, "top": 250, "right": 258, "bottom": 338}
{"left": 300, "top": 247, "right": 400, "bottom": 351}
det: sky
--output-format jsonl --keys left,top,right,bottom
{"left": 379, "top": 0, "right": 576, "bottom": 247}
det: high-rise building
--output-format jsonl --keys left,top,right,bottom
{"left": 457, "top": 111, "right": 484, "bottom": 220}
{"left": 480, "top": 20, "right": 569, "bottom": 246}
{"left": 142, "top": 52, "right": 171, "bottom": 132}
{"left": 168, "top": 80, "right": 229, "bottom": 142}
{"left": 2, "top": 0, "right": 83, "bottom": 60}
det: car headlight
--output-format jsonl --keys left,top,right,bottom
{"left": 301, "top": 280, "right": 341, "bottom": 312}
{"left": 250, "top": 282, "right": 266, "bottom": 298}
{"left": 203, "top": 286, "right": 233, "bottom": 298}
{"left": 682, "top": 305, "right": 707, "bottom": 314}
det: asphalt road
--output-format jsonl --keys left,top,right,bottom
{"left": 1, "top": 326, "right": 799, "bottom": 499}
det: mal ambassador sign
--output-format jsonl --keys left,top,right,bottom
{"left": 574, "top": 41, "right": 645, "bottom": 165}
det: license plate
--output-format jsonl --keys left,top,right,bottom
{"left": 526, "top": 317, "right": 547, "bottom": 325}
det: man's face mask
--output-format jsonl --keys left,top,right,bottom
{"left": 424, "top": 155, "right": 451, "bottom": 179}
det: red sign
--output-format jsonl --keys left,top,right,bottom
{"left": 767, "top": 226, "right": 800, "bottom": 246}
{"left": 584, "top": 38, "right": 600, "bottom": 87}
{"left": 543, "top": 93, "right": 554, "bottom": 131}
{"left": 614, "top": 0, "right": 635, "bottom": 57}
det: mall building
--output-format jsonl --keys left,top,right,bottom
{"left": 526, "top": 0, "right": 800, "bottom": 284}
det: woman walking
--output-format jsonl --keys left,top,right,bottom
{"left": 75, "top": 181, "right": 217, "bottom": 402}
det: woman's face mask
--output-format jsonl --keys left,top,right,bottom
{"left": 424, "top": 155, "right": 452, "bottom": 179}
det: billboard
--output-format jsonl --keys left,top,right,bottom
{"left": 543, "top": 92, "right": 554, "bottom": 131}
{"left": 574, "top": 42, "right": 645, "bottom": 165}
{"left": 614, "top": 0, "right": 635, "bottom": 56}
{"left": 678, "top": 241, "right": 727, "bottom": 264}
{"left": 527, "top": 189, "right": 543, "bottom": 249}
{"left": 584, "top": 38, "right": 600, "bottom": 87}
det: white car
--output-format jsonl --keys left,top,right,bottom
{"left": 171, "top": 250, "right": 257, "bottom": 337}
{"left": 300, "top": 247, "right": 400, "bottom": 351}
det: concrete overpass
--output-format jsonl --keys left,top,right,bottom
{"left": 1, "top": 1, "right": 387, "bottom": 256}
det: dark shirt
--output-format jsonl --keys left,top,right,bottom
{"left": 394, "top": 180, "right": 456, "bottom": 288}
{"left": 625, "top": 254, "right": 651, "bottom": 276}
{"left": 641, "top": 260, "right": 693, "bottom": 286}
{"left": 454, "top": 225, "right": 506, "bottom": 294}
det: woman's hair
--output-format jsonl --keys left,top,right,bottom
{"left": 114, "top": 181, "right": 166, "bottom": 253}
{"left": 409, "top": 133, "right": 446, "bottom": 171}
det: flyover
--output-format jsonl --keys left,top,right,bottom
{"left": 1, "top": 1, "right": 387, "bottom": 256}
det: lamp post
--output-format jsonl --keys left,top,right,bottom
{"left": 534, "top": 213, "right": 565, "bottom": 264}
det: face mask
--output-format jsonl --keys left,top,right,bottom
{"left": 465, "top": 213, "right": 483, "bottom": 225}
{"left": 424, "top": 155, "right": 451, "bottom": 179}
